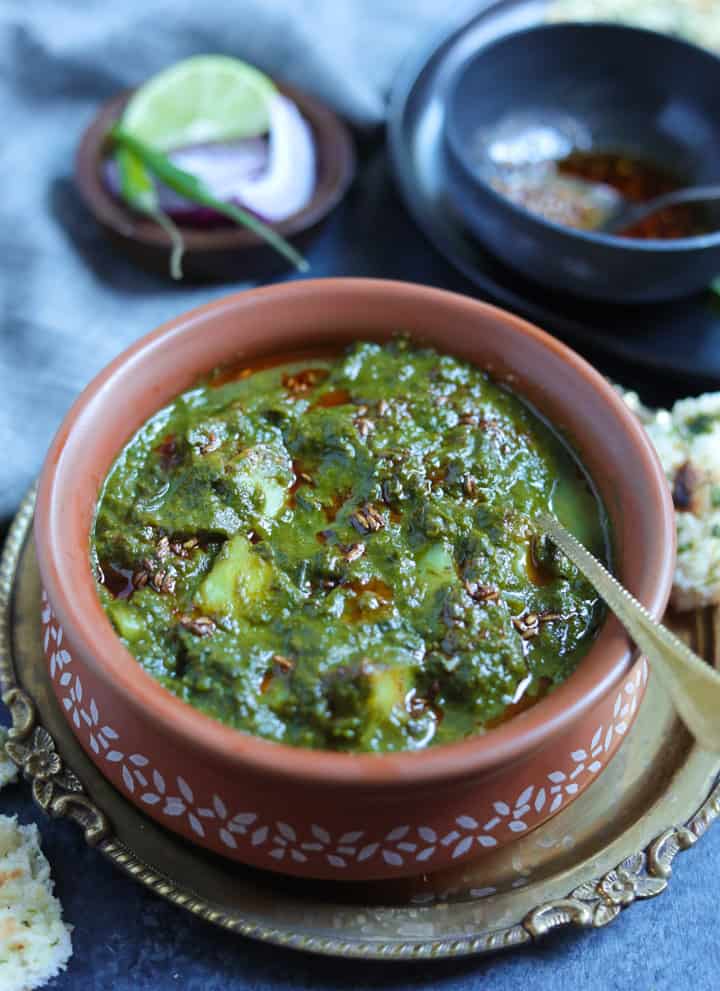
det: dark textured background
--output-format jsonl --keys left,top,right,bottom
{"left": 1, "top": 1, "right": 717, "bottom": 987}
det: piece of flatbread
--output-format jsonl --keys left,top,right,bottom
{"left": 0, "top": 728, "right": 19, "bottom": 790}
{"left": 547, "top": 0, "right": 720, "bottom": 54}
{"left": 0, "top": 815, "right": 72, "bottom": 991}
{"left": 624, "top": 389, "right": 720, "bottom": 611}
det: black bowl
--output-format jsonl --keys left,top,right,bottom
{"left": 443, "top": 22, "right": 720, "bottom": 303}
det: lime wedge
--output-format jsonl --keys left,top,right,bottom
{"left": 122, "top": 55, "right": 276, "bottom": 152}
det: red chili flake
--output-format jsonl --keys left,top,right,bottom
{"left": 155, "top": 434, "right": 183, "bottom": 471}
{"left": 282, "top": 368, "right": 329, "bottom": 395}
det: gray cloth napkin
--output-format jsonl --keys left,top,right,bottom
{"left": 0, "top": 0, "right": 473, "bottom": 524}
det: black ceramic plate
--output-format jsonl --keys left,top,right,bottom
{"left": 387, "top": 0, "right": 720, "bottom": 387}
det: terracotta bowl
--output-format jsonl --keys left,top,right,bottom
{"left": 75, "top": 86, "right": 355, "bottom": 282}
{"left": 34, "top": 279, "right": 675, "bottom": 880}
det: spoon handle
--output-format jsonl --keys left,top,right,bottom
{"left": 614, "top": 184, "right": 720, "bottom": 232}
{"left": 538, "top": 513, "right": 720, "bottom": 752}
{"left": 645, "top": 184, "right": 720, "bottom": 211}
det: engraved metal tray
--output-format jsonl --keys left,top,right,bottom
{"left": 2, "top": 488, "right": 719, "bottom": 959}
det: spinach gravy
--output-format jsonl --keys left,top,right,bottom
{"left": 92, "top": 339, "right": 607, "bottom": 753}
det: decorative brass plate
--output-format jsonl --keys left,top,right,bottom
{"left": 2, "top": 488, "right": 720, "bottom": 960}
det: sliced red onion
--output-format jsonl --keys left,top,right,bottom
{"left": 229, "top": 93, "right": 316, "bottom": 222}
{"left": 105, "top": 93, "right": 316, "bottom": 226}
{"left": 169, "top": 138, "right": 268, "bottom": 198}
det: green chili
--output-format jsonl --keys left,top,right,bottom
{"left": 111, "top": 125, "right": 309, "bottom": 274}
{"left": 116, "top": 147, "right": 185, "bottom": 279}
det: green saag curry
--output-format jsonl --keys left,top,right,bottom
{"left": 92, "top": 339, "right": 607, "bottom": 752}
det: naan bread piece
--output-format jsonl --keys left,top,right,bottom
{"left": 0, "top": 815, "right": 72, "bottom": 991}
{"left": 633, "top": 391, "right": 720, "bottom": 611}
{"left": 547, "top": 0, "right": 720, "bottom": 54}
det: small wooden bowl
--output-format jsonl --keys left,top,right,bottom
{"left": 75, "top": 85, "right": 355, "bottom": 282}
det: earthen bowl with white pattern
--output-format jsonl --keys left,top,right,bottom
{"left": 34, "top": 279, "right": 674, "bottom": 880}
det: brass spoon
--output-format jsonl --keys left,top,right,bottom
{"left": 538, "top": 512, "right": 720, "bottom": 752}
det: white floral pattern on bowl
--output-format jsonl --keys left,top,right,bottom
{"left": 41, "top": 590, "right": 647, "bottom": 874}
